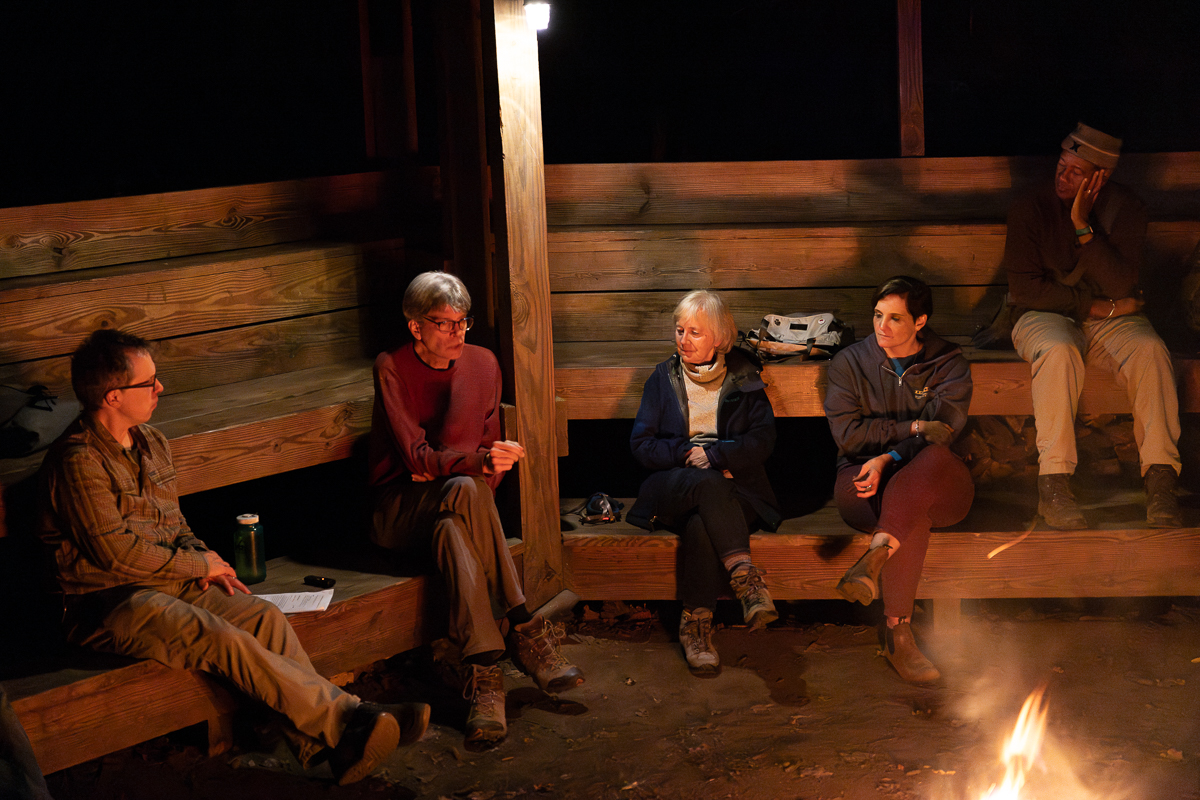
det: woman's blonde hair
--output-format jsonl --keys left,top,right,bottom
{"left": 673, "top": 290, "right": 738, "bottom": 354}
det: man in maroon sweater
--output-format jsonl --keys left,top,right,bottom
{"left": 368, "top": 271, "right": 583, "bottom": 746}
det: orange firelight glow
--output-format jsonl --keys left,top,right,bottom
{"left": 980, "top": 685, "right": 1050, "bottom": 799}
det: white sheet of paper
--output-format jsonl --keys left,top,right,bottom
{"left": 255, "top": 588, "right": 334, "bottom": 614}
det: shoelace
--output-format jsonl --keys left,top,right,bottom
{"left": 731, "top": 566, "right": 769, "bottom": 600}
{"left": 681, "top": 616, "right": 713, "bottom": 655}
{"left": 524, "top": 620, "right": 571, "bottom": 668}
{"left": 463, "top": 665, "right": 505, "bottom": 707}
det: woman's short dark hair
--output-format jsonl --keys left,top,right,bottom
{"left": 71, "top": 329, "right": 152, "bottom": 412}
{"left": 871, "top": 275, "right": 932, "bottom": 321}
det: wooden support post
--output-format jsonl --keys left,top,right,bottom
{"left": 489, "top": 0, "right": 564, "bottom": 608}
{"left": 897, "top": 0, "right": 925, "bottom": 157}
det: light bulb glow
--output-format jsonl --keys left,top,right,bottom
{"left": 524, "top": 1, "right": 550, "bottom": 31}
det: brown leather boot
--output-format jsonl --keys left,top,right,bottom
{"left": 882, "top": 621, "right": 940, "bottom": 683}
{"left": 510, "top": 615, "right": 585, "bottom": 693}
{"left": 836, "top": 544, "right": 889, "bottom": 605}
{"left": 1037, "top": 473, "right": 1086, "bottom": 530}
{"left": 1145, "top": 465, "right": 1183, "bottom": 528}
{"left": 463, "top": 664, "right": 507, "bottom": 746}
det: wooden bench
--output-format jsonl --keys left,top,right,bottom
{"left": 0, "top": 173, "right": 458, "bottom": 774}
{"left": 6, "top": 548, "right": 519, "bottom": 775}
{"left": 546, "top": 153, "right": 1200, "bottom": 613}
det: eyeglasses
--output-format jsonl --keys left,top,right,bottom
{"left": 111, "top": 374, "right": 160, "bottom": 392}
{"left": 423, "top": 316, "right": 474, "bottom": 333}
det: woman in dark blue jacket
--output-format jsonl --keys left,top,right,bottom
{"left": 628, "top": 290, "right": 781, "bottom": 675}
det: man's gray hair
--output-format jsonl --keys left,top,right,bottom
{"left": 402, "top": 271, "right": 472, "bottom": 321}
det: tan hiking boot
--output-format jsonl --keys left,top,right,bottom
{"left": 1145, "top": 465, "right": 1183, "bottom": 528}
{"left": 729, "top": 564, "right": 778, "bottom": 630}
{"left": 679, "top": 607, "right": 719, "bottom": 675}
{"left": 463, "top": 664, "right": 507, "bottom": 746}
{"left": 510, "top": 615, "right": 585, "bottom": 693}
{"left": 882, "top": 621, "right": 940, "bottom": 683}
{"left": 1037, "top": 473, "right": 1086, "bottom": 530}
{"left": 836, "top": 544, "right": 889, "bottom": 605}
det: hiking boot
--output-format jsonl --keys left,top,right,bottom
{"left": 678, "top": 607, "right": 719, "bottom": 675}
{"left": 329, "top": 702, "right": 401, "bottom": 786}
{"left": 1037, "top": 473, "right": 1086, "bottom": 530}
{"left": 836, "top": 544, "right": 889, "bottom": 605}
{"left": 510, "top": 615, "right": 585, "bottom": 693}
{"left": 1145, "top": 465, "right": 1183, "bottom": 528}
{"left": 463, "top": 664, "right": 507, "bottom": 746}
{"left": 882, "top": 622, "right": 940, "bottom": 684}
{"left": 729, "top": 564, "right": 778, "bottom": 630}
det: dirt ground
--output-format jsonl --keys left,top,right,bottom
{"left": 40, "top": 597, "right": 1200, "bottom": 800}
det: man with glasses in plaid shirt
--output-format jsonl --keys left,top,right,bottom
{"left": 37, "top": 329, "right": 428, "bottom": 785}
{"left": 368, "top": 271, "right": 583, "bottom": 747}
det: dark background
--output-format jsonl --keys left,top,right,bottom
{"left": 3, "top": 1, "right": 1199, "bottom": 208}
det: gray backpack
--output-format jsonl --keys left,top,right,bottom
{"left": 743, "top": 313, "right": 854, "bottom": 361}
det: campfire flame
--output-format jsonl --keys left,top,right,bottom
{"left": 980, "top": 684, "right": 1050, "bottom": 799}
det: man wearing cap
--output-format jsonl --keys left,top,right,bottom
{"left": 1003, "top": 122, "right": 1182, "bottom": 529}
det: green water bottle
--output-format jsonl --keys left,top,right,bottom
{"left": 233, "top": 514, "right": 266, "bottom": 585}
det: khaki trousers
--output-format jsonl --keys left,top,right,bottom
{"left": 1012, "top": 310, "right": 1181, "bottom": 476}
{"left": 372, "top": 476, "right": 526, "bottom": 658}
{"left": 70, "top": 583, "right": 358, "bottom": 748}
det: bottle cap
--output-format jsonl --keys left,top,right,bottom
{"left": 237, "top": 514, "right": 260, "bottom": 525}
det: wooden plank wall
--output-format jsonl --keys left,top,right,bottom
{"left": 0, "top": 172, "right": 427, "bottom": 395}
{"left": 544, "top": 153, "right": 1200, "bottom": 346}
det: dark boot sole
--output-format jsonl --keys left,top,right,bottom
{"left": 836, "top": 577, "right": 876, "bottom": 605}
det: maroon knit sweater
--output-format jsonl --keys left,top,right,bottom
{"left": 368, "top": 342, "right": 503, "bottom": 491}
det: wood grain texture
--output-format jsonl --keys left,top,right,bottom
{"left": 0, "top": 308, "right": 373, "bottom": 397}
{"left": 0, "top": 362, "right": 376, "bottom": 493}
{"left": 897, "top": 0, "right": 925, "bottom": 157}
{"left": 0, "top": 242, "right": 373, "bottom": 364}
{"left": 563, "top": 503, "right": 1200, "bottom": 600}
{"left": 493, "top": 0, "right": 564, "bottom": 608}
{"left": 0, "top": 171, "right": 423, "bottom": 280}
{"left": 551, "top": 286, "right": 1002, "bottom": 342}
{"left": 547, "top": 221, "right": 1200, "bottom": 293}
{"left": 543, "top": 153, "right": 1200, "bottom": 227}
{"left": 551, "top": 341, "right": 1200, "bottom": 419}
{"left": 9, "top": 661, "right": 237, "bottom": 775}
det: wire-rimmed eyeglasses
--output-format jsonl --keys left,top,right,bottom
{"left": 423, "top": 316, "right": 474, "bottom": 333}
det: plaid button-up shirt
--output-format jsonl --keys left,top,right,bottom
{"left": 39, "top": 415, "right": 210, "bottom": 595}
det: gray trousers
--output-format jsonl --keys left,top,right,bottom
{"left": 372, "top": 476, "right": 526, "bottom": 658}
{"left": 1012, "top": 311, "right": 1181, "bottom": 476}
{"left": 69, "top": 582, "right": 358, "bottom": 748}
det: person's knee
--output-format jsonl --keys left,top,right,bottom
{"left": 440, "top": 475, "right": 494, "bottom": 515}
{"left": 1037, "top": 339, "right": 1084, "bottom": 372}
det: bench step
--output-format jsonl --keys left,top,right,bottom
{"left": 553, "top": 341, "right": 1200, "bottom": 419}
{"left": 561, "top": 496, "right": 1200, "bottom": 601}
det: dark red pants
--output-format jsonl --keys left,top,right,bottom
{"left": 834, "top": 445, "right": 974, "bottom": 618}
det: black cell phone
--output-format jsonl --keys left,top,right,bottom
{"left": 303, "top": 575, "right": 336, "bottom": 589}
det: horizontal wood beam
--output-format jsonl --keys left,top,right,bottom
{"left": 551, "top": 286, "right": 1001, "bottom": 343}
{"left": 543, "top": 153, "right": 1200, "bottom": 227}
{"left": 547, "top": 221, "right": 1200, "bottom": 293}
{"left": 563, "top": 506, "right": 1200, "bottom": 601}
{"left": 0, "top": 171, "right": 433, "bottom": 281}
